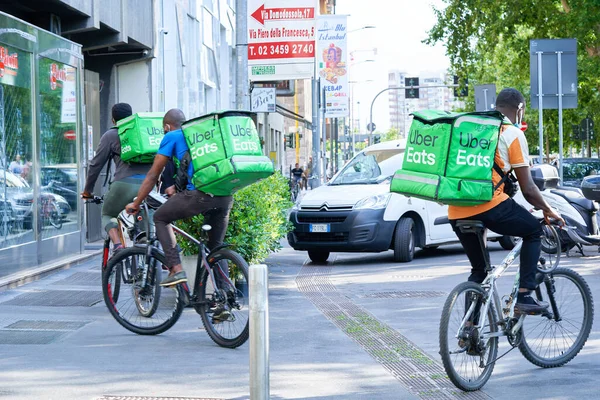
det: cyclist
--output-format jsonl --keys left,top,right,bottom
{"left": 82, "top": 103, "right": 151, "bottom": 252}
{"left": 291, "top": 162, "right": 304, "bottom": 190}
{"left": 448, "top": 88, "right": 563, "bottom": 315}
{"left": 125, "top": 108, "right": 233, "bottom": 288}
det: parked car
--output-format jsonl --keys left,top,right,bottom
{"left": 287, "top": 140, "right": 517, "bottom": 263}
{"left": 554, "top": 158, "right": 600, "bottom": 188}
{"left": 40, "top": 164, "right": 78, "bottom": 208}
{"left": 0, "top": 170, "right": 70, "bottom": 229}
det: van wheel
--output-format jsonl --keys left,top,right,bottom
{"left": 393, "top": 217, "right": 415, "bottom": 262}
{"left": 308, "top": 250, "right": 329, "bottom": 264}
{"left": 499, "top": 235, "right": 518, "bottom": 250}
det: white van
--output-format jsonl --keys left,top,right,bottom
{"left": 287, "top": 139, "right": 516, "bottom": 263}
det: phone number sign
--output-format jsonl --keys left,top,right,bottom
{"left": 247, "top": 0, "right": 317, "bottom": 82}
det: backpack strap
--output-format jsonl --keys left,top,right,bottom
{"left": 493, "top": 163, "right": 510, "bottom": 191}
{"left": 174, "top": 150, "right": 193, "bottom": 192}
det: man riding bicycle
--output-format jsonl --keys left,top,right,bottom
{"left": 82, "top": 103, "right": 151, "bottom": 252}
{"left": 125, "top": 108, "right": 233, "bottom": 289}
{"left": 448, "top": 88, "right": 563, "bottom": 315}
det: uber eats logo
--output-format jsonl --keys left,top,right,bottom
{"left": 456, "top": 132, "right": 492, "bottom": 168}
{"left": 121, "top": 137, "right": 132, "bottom": 154}
{"left": 406, "top": 130, "right": 439, "bottom": 165}
{"left": 188, "top": 128, "right": 219, "bottom": 159}
{"left": 229, "top": 124, "right": 259, "bottom": 152}
{"left": 146, "top": 126, "right": 164, "bottom": 147}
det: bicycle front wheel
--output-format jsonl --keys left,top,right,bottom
{"left": 519, "top": 267, "right": 594, "bottom": 367}
{"left": 103, "top": 246, "right": 184, "bottom": 335}
{"left": 196, "top": 248, "right": 249, "bottom": 348}
{"left": 439, "top": 281, "right": 498, "bottom": 392}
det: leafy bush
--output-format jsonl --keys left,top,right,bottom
{"left": 175, "top": 172, "right": 294, "bottom": 264}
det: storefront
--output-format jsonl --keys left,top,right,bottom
{"left": 0, "top": 12, "right": 84, "bottom": 277}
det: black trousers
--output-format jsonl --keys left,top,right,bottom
{"left": 450, "top": 198, "right": 542, "bottom": 290}
{"left": 153, "top": 190, "right": 233, "bottom": 268}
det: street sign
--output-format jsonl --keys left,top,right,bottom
{"left": 530, "top": 39, "right": 578, "bottom": 110}
{"left": 474, "top": 84, "right": 496, "bottom": 111}
{"left": 63, "top": 129, "right": 76, "bottom": 140}
{"left": 520, "top": 121, "right": 528, "bottom": 132}
{"left": 251, "top": 87, "right": 276, "bottom": 112}
{"left": 367, "top": 122, "right": 376, "bottom": 132}
{"left": 247, "top": 0, "right": 317, "bottom": 82}
{"left": 405, "top": 77, "right": 419, "bottom": 99}
{"left": 317, "top": 14, "right": 349, "bottom": 118}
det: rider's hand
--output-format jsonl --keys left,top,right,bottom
{"left": 165, "top": 185, "right": 176, "bottom": 197}
{"left": 81, "top": 191, "right": 93, "bottom": 199}
{"left": 125, "top": 202, "right": 140, "bottom": 215}
{"left": 543, "top": 208, "right": 565, "bottom": 226}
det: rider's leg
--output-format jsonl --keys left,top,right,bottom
{"left": 450, "top": 221, "right": 488, "bottom": 284}
{"left": 101, "top": 178, "right": 143, "bottom": 248}
{"left": 203, "top": 196, "right": 234, "bottom": 286}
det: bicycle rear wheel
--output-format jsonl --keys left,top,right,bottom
{"left": 519, "top": 267, "right": 594, "bottom": 367}
{"left": 103, "top": 246, "right": 183, "bottom": 335}
{"left": 439, "top": 281, "right": 498, "bottom": 391}
{"left": 195, "top": 248, "right": 249, "bottom": 348}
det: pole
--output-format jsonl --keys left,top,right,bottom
{"left": 294, "top": 89, "right": 300, "bottom": 164}
{"left": 249, "top": 264, "right": 269, "bottom": 400}
{"left": 483, "top": 89, "right": 488, "bottom": 111}
{"left": 557, "top": 51, "right": 563, "bottom": 182}
{"left": 311, "top": 78, "right": 321, "bottom": 188}
{"left": 235, "top": 0, "right": 249, "bottom": 110}
{"left": 537, "top": 51, "right": 544, "bottom": 163}
{"left": 321, "top": 84, "right": 327, "bottom": 181}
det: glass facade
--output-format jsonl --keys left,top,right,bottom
{"left": 0, "top": 12, "right": 84, "bottom": 278}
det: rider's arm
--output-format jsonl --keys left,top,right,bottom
{"left": 83, "top": 129, "right": 115, "bottom": 195}
{"left": 514, "top": 166, "right": 562, "bottom": 221}
{"left": 129, "top": 154, "right": 170, "bottom": 211}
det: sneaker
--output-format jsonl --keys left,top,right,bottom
{"left": 211, "top": 304, "right": 231, "bottom": 322}
{"left": 515, "top": 291, "right": 549, "bottom": 315}
{"left": 160, "top": 271, "right": 187, "bottom": 287}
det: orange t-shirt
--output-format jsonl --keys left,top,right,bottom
{"left": 448, "top": 123, "right": 530, "bottom": 220}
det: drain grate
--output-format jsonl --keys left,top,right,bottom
{"left": 296, "top": 263, "right": 491, "bottom": 400}
{"left": 5, "top": 320, "right": 90, "bottom": 331}
{"left": 97, "top": 397, "right": 224, "bottom": 400}
{"left": 1, "top": 290, "right": 103, "bottom": 307}
{"left": 52, "top": 272, "right": 101, "bottom": 286}
{"left": 0, "top": 330, "right": 66, "bottom": 344}
{"left": 363, "top": 290, "right": 446, "bottom": 299}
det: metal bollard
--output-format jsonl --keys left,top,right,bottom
{"left": 249, "top": 264, "right": 269, "bottom": 400}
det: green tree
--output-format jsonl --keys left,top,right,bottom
{"left": 426, "top": 0, "right": 600, "bottom": 156}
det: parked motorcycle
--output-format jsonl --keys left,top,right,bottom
{"left": 531, "top": 164, "right": 600, "bottom": 255}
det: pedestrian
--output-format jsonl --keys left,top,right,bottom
{"left": 81, "top": 103, "right": 152, "bottom": 252}
{"left": 9, "top": 154, "right": 22, "bottom": 174}
{"left": 291, "top": 162, "right": 304, "bottom": 190}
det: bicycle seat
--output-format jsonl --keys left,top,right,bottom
{"left": 455, "top": 220, "right": 486, "bottom": 235}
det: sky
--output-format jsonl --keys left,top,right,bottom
{"left": 335, "top": 0, "right": 450, "bottom": 132}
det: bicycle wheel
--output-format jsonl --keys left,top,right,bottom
{"left": 538, "top": 224, "right": 561, "bottom": 273}
{"left": 133, "top": 253, "right": 162, "bottom": 317}
{"left": 49, "top": 203, "right": 62, "bottom": 229}
{"left": 196, "top": 248, "right": 249, "bottom": 348}
{"left": 519, "top": 267, "right": 594, "bottom": 367}
{"left": 103, "top": 246, "right": 184, "bottom": 335}
{"left": 439, "top": 281, "right": 498, "bottom": 391}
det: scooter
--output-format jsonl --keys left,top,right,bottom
{"left": 532, "top": 164, "right": 600, "bottom": 255}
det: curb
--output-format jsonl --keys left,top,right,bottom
{"left": 0, "top": 249, "right": 102, "bottom": 291}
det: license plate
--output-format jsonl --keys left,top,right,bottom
{"left": 310, "top": 224, "right": 330, "bottom": 233}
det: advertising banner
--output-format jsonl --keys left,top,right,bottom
{"left": 247, "top": 0, "right": 317, "bottom": 81}
{"left": 316, "top": 15, "right": 349, "bottom": 118}
{"left": 251, "top": 87, "right": 276, "bottom": 112}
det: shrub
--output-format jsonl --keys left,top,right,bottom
{"left": 175, "top": 171, "right": 294, "bottom": 264}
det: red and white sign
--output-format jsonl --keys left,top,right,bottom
{"left": 520, "top": 121, "right": 528, "bottom": 132}
{"left": 63, "top": 130, "right": 76, "bottom": 140}
{"left": 0, "top": 46, "right": 18, "bottom": 78}
{"left": 248, "top": 0, "right": 317, "bottom": 82}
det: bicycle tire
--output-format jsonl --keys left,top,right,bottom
{"left": 102, "top": 246, "right": 184, "bottom": 335}
{"left": 196, "top": 248, "right": 249, "bottom": 348}
{"left": 439, "top": 281, "right": 498, "bottom": 391}
{"left": 133, "top": 254, "right": 162, "bottom": 317}
{"left": 49, "top": 203, "right": 62, "bottom": 229}
{"left": 519, "top": 267, "right": 594, "bottom": 368}
{"left": 538, "top": 224, "right": 561, "bottom": 273}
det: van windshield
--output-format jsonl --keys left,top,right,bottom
{"left": 330, "top": 149, "right": 404, "bottom": 185}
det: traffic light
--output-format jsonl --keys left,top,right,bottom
{"left": 285, "top": 133, "right": 294, "bottom": 148}
{"left": 373, "top": 135, "right": 381, "bottom": 144}
{"left": 344, "top": 125, "right": 350, "bottom": 136}
{"left": 405, "top": 77, "right": 419, "bottom": 99}
{"left": 572, "top": 125, "right": 581, "bottom": 141}
{"left": 453, "top": 75, "right": 468, "bottom": 97}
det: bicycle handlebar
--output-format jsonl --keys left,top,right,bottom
{"left": 83, "top": 195, "right": 103, "bottom": 204}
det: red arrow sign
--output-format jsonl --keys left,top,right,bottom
{"left": 251, "top": 4, "right": 315, "bottom": 25}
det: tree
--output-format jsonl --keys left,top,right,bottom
{"left": 426, "top": 0, "right": 600, "bottom": 155}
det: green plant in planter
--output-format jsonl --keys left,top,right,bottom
{"left": 175, "top": 171, "right": 294, "bottom": 264}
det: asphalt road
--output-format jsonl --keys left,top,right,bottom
{"left": 0, "top": 242, "right": 597, "bottom": 399}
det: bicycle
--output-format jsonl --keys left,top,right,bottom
{"left": 439, "top": 215, "right": 594, "bottom": 391}
{"left": 40, "top": 193, "right": 62, "bottom": 229}
{"left": 102, "top": 191, "right": 250, "bottom": 348}
{"left": 290, "top": 178, "right": 301, "bottom": 202}
{"left": 85, "top": 195, "right": 161, "bottom": 316}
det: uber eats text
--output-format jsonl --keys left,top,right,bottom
{"left": 406, "top": 130, "right": 492, "bottom": 168}
{"left": 188, "top": 123, "right": 259, "bottom": 159}
{"left": 121, "top": 126, "right": 163, "bottom": 154}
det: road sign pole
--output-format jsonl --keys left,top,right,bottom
{"left": 311, "top": 77, "right": 321, "bottom": 188}
{"left": 557, "top": 51, "right": 564, "bottom": 182}
{"left": 483, "top": 89, "right": 488, "bottom": 111}
{"left": 537, "top": 51, "right": 545, "bottom": 164}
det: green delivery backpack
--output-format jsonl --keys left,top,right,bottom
{"left": 180, "top": 110, "right": 275, "bottom": 196}
{"left": 117, "top": 112, "right": 165, "bottom": 163}
{"left": 390, "top": 110, "right": 505, "bottom": 206}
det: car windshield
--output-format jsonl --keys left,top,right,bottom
{"left": 330, "top": 149, "right": 403, "bottom": 185}
{"left": 562, "top": 160, "right": 600, "bottom": 182}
